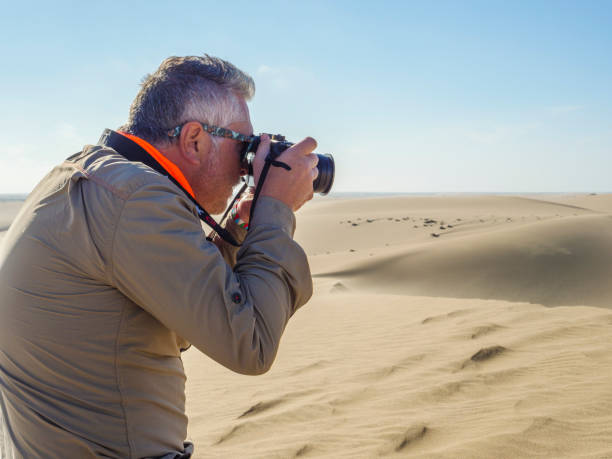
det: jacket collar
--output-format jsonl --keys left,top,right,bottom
{"left": 97, "top": 128, "right": 242, "bottom": 247}
{"left": 98, "top": 129, "right": 195, "bottom": 198}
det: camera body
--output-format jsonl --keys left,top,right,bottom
{"left": 241, "top": 134, "right": 335, "bottom": 195}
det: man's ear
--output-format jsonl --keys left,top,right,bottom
{"left": 179, "top": 122, "right": 212, "bottom": 165}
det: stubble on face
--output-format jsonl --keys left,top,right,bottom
{"left": 201, "top": 146, "right": 234, "bottom": 214}
{"left": 195, "top": 133, "right": 246, "bottom": 214}
{"left": 193, "top": 99, "right": 253, "bottom": 214}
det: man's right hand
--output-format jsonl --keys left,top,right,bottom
{"left": 252, "top": 134, "right": 319, "bottom": 212}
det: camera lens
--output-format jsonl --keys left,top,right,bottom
{"left": 245, "top": 136, "right": 335, "bottom": 195}
{"left": 313, "top": 154, "right": 334, "bottom": 195}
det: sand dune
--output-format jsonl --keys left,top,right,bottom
{"left": 316, "top": 214, "right": 612, "bottom": 308}
{"left": 183, "top": 294, "right": 612, "bottom": 457}
{"left": 182, "top": 194, "right": 612, "bottom": 457}
{"left": 2, "top": 194, "right": 612, "bottom": 457}
{"left": 543, "top": 193, "right": 612, "bottom": 214}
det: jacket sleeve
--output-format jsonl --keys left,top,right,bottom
{"left": 109, "top": 181, "right": 313, "bottom": 375}
{"left": 212, "top": 218, "right": 247, "bottom": 267}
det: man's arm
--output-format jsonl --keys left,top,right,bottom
{"left": 110, "top": 183, "right": 312, "bottom": 375}
{"left": 212, "top": 217, "right": 247, "bottom": 267}
{"left": 211, "top": 192, "right": 254, "bottom": 267}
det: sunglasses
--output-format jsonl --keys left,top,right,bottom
{"left": 168, "top": 122, "right": 256, "bottom": 159}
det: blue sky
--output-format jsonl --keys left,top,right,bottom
{"left": 1, "top": 0, "right": 611, "bottom": 193}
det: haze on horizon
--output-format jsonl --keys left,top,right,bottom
{"left": 0, "top": 1, "right": 610, "bottom": 194}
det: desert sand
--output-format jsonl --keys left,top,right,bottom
{"left": 184, "top": 193, "right": 612, "bottom": 458}
{"left": 2, "top": 194, "right": 612, "bottom": 457}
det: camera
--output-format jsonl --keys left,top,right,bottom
{"left": 241, "top": 134, "right": 335, "bottom": 195}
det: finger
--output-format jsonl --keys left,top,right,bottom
{"left": 240, "top": 191, "right": 254, "bottom": 202}
{"left": 311, "top": 165, "right": 319, "bottom": 181}
{"left": 309, "top": 153, "right": 319, "bottom": 168}
{"left": 306, "top": 153, "right": 319, "bottom": 179}
{"left": 255, "top": 134, "right": 271, "bottom": 156}
{"left": 288, "top": 137, "right": 317, "bottom": 156}
{"left": 236, "top": 200, "right": 252, "bottom": 223}
{"left": 237, "top": 192, "right": 254, "bottom": 213}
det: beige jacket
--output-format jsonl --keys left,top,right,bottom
{"left": 0, "top": 142, "right": 312, "bottom": 458}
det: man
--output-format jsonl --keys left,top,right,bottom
{"left": 0, "top": 55, "right": 318, "bottom": 458}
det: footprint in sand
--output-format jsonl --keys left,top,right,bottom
{"left": 330, "top": 282, "right": 349, "bottom": 293}
{"left": 422, "top": 309, "right": 472, "bottom": 324}
{"left": 470, "top": 345, "right": 506, "bottom": 362}
{"left": 294, "top": 444, "right": 314, "bottom": 457}
{"left": 380, "top": 424, "right": 429, "bottom": 454}
{"left": 238, "top": 400, "right": 283, "bottom": 419}
{"left": 216, "top": 425, "right": 244, "bottom": 444}
{"left": 461, "top": 345, "right": 507, "bottom": 369}
{"left": 470, "top": 324, "right": 503, "bottom": 339}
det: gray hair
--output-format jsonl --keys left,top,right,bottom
{"left": 121, "top": 54, "right": 255, "bottom": 146}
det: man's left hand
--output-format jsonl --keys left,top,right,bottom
{"left": 235, "top": 189, "right": 255, "bottom": 225}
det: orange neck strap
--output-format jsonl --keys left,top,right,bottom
{"left": 118, "top": 131, "right": 195, "bottom": 199}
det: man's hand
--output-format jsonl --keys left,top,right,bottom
{"left": 235, "top": 191, "right": 254, "bottom": 224}
{"left": 252, "top": 134, "right": 319, "bottom": 212}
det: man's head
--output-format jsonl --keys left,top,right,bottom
{"left": 122, "top": 55, "right": 255, "bottom": 212}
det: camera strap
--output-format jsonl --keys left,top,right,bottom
{"left": 209, "top": 140, "right": 290, "bottom": 242}
{"left": 248, "top": 148, "right": 292, "bottom": 224}
{"left": 98, "top": 129, "right": 242, "bottom": 247}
